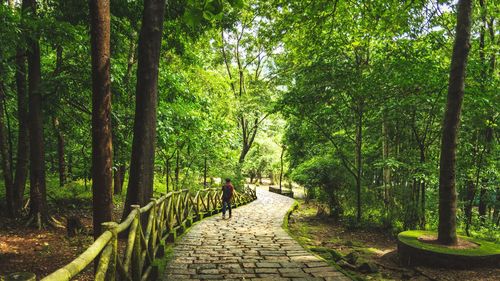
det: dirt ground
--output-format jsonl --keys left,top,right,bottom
{"left": 0, "top": 198, "right": 128, "bottom": 281}
{"left": 0, "top": 214, "right": 95, "bottom": 280}
{"left": 288, "top": 201, "right": 500, "bottom": 281}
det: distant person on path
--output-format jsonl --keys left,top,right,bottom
{"left": 222, "top": 178, "right": 234, "bottom": 219}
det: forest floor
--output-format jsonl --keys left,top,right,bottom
{"left": 0, "top": 201, "right": 124, "bottom": 280}
{"left": 287, "top": 200, "right": 500, "bottom": 281}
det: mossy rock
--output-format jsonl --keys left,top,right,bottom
{"left": 397, "top": 230, "right": 500, "bottom": 268}
{"left": 309, "top": 247, "right": 343, "bottom": 262}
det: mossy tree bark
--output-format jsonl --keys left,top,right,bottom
{"left": 89, "top": 0, "right": 113, "bottom": 238}
{"left": 13, "top": 47, "right": 29, "bottom": 217}
{"left": 123, "top": 0, "right": 166, "bottom": 219}
{"left": 438, "top": 0, "right": 472, "bottom": 245}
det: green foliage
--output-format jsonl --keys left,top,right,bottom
{"left": 291, "top": 155, "right": 351, "bottom": 218}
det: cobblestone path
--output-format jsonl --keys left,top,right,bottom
{"left": 163, "top": 189, "right": 349, "bottom": 281}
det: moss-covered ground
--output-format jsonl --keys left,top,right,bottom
{"left": 286, "top": 199, "right": 500, "bottom": 281}
{"left": 398, "top": 230, "right": 500, "bottom": 256}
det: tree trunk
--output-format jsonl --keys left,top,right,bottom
{"left": 419, "top": 147, "right": 426, "bottom": 229}
{"left": 175, "top": 149, "right": 180, "bottom": 190}
{"left": 13, "top": 48, "right": 29, "bottom": 216}
{"left": 0, "top": 80, "right": 14, "bottom": 217}
{"left": 113, "top": 165, "right": 125, "bottom": 195}
{"left": 52, "top": 116, "right": 66, "bottom": 187}
{"left": 464, "top": 180, "right": 475, "bottom": 236}
{"left": 438, "top": 0, "right": 472, "bottom": 245}
{"left": 203, "top": 156, "right": 207, "bottom": 187}
{"left": 355, "top": 102, "right": 363, "bottom": 223}
{"left": 89, "top": 0, "right": 113, "bottom": 238}
{"left": 382, "top": 117, "right": 391, "bottom": 225}
{"left": 123, "top": 0, "right": 166, "bottom": 219}
{"left": 165, "top": 159, "right": 170, "bottom": 193}
{"left": 493, "top": 188, "right": 500, "bottom": 226}
{"left": 25, "top": 0, "right": 50, "bottom": 227}
{"left": 279, "top": 145, "right": 285, "bottom": 193}
{"left": 478, "top": 188, "right": 487, "bottom": 221}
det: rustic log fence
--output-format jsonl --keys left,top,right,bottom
{"left": 38, "top": 186, "right": 256, "bottom": 281}
{"left": 268, "top": 186, "right": 294, "bottom": 198}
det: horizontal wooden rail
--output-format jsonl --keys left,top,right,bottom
{"left": 269, "top": 186, "right": 294, "bottom": 198}
{"left": 41, "top": 186, "right": 257, "bottom": 281}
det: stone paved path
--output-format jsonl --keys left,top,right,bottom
{"left": 163, "top": 189, "right": 350, "bottom": 281}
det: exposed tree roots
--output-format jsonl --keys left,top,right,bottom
{"left": 25, "top": 212, "right": 63, "bottom": 230}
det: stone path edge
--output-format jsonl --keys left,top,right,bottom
{"left": 281, "top": 199, "right": 356, "bottom": 281}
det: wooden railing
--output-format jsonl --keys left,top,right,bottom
{"left": 269, "top": 186, "right": 294, "bottom": 198}
{"left": 40, "top": 186, "right": 257, "bottom": 281}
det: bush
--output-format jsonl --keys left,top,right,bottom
{"left": 291, "top": 155, "right": 351, "bottom": 218}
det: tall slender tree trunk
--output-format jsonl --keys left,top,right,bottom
{"left": 477, "top": 0, "right": 495, "bottom": 225}
{"left": 25, "top": 0, "right": 50, "bottom": 228}
{"left": 13, "top": 48, "right": 29, "bottom": 216}
{"left": 203, "top": 156, "right": 207, "bottom": 187}
{"left": 438, "top": 0, "right": 472, "bottom": 245}
{"left": 165, "top": 159, "right": 170, "bottom": 193}
{"left": 382, "top": 116, "right": 391, "bottom": 224}
{"left": 123, "top": 0, "right": 166, "bottom": 219}
{"left": 52, "top": 47, "right": 66, "bottom": 187}
{"left": 355, "top": 102, "right": 364, "bottom": 223}
{"left": 419, "top": 147, "right": 426, "bottom": 229}
{"left": 175, "top": 149, "right": 180, "bottom": 190}
{"left": 0, "top": 80, "right": 14, "bottom": 217}
{"left": 52, "top": 117, "right": 66, "bottom": 187}
{"left": 89, "top": 0, "right": 113, "bottom": 238}
{"left": 279, "top": 145, "right": 285, "bottom": 193}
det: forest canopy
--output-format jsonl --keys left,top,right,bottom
{"left": 0, "top": 0, "right": 498, "bottom": 245}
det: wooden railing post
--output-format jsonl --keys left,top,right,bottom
{"left": 101, "top": 222, "right": 118, "bottom": 281}
{"left": 130, "top": 205, "right": 142, "bottom": 281}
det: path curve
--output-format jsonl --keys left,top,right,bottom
{"left": 163, "top": 189, "right": 349, "bottom": 281}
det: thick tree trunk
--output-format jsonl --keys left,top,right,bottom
{"left": 123, "top": 0, "right": 166, "bottom": 219}
{"left": 0, "top": 80, "right": 14, "bottom": 217}
{"left": 25, "top": 0, "right": 50, "bottom": 227}
{"left": 438, "top": 0, "right": 472, "bottom": 245}
{"left": 52, "top": 117, "right": 66, "bottom": 187}
{"left": 89, "top": 0, "right": 113, "bottom": 238}
{"left": 13, "top": 48, "right": 29, "bottom": 216}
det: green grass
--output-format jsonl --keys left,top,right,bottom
{"left": 398, "top": 230, "right": 500, "bottom": 256}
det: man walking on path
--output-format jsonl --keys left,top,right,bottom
{"left": 222, "top": 178, "right": 234, "bottom": 219}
